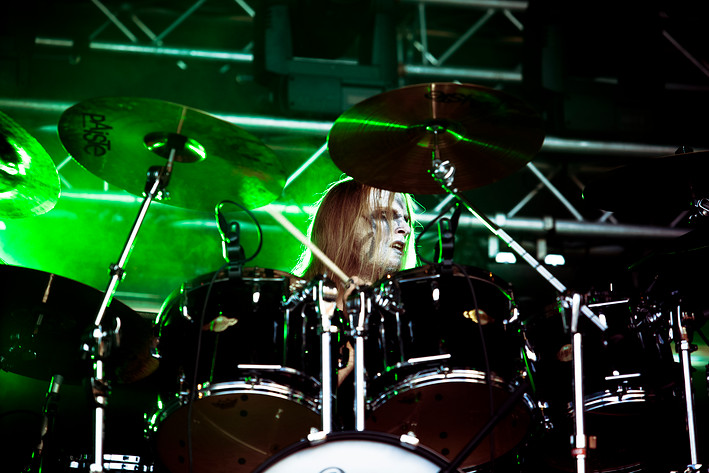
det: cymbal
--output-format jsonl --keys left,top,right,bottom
{"left": 0, "top": 111, "right": 60, "bottom": 218}
{"left": 327, "top": 82, "right": 545, "bottom": 194}
{"left": 583, "top": 151, "right": 709, "bottom": 212}
{"left": 0, "top": 265, "right": 157, "bottom": 384}
{"left": 58, "top": 97, "right": 286, "bottom": 211}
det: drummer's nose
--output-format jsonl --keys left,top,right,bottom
{"left": 395, "top": 216, "right": 411, "bottom": 237}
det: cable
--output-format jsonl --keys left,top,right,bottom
{"left": 186, "top": 262, "right": 228, "bottom": 473}
{"left": 453, "top": 263, "right": 496, "bottom": 468}
{"left": 215, "top": 200, "right": 264, "bottom": 264}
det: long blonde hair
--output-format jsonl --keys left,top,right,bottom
{"left": 293, "top": 178, "right": 418, "bottom": 289}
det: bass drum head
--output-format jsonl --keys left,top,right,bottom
{"left": 251, "top": 431, "right": 459, "bottom": 473}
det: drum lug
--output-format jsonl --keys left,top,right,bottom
{"left": 399, "top": 432, "right": 420, "bottom": 447}
{"left": 306, "top": 429, "right": 327, "bottom": 443}
{"left": 537, "top": 401, "right": 554, "bottom": 431}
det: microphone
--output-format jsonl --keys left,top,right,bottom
{"left": 27, "top": 374, "right": 63, "bottom": 472}
{"left": 216, "top": 207, "right": 246, "bottom": 277}
{"left": 435, "top": 203, "right": 461, "bottom": 273}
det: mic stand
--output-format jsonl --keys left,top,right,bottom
{"left": 86, "top": 134, "right": 182, "bottom": 473}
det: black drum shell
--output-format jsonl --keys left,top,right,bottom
{"left": 362, "top": 264, "right": 533, "bottom": 469}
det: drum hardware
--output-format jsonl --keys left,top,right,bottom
{"left": 57, "top": 96, "right": 286, "bottom": 472}
{"left": 326, "top": 82, "right": 545, "bottom": 195}
{"left": 0, "top": 265, "right": 154, "bottom": 472}
{"left": 567, "top": 293, "right": 589, "bottom": 473}
{"left": 284, "top": 274, "right": 339, "bottom": 433}
{"left": 344, "top": 285, "right": 372, "bottom": 431}
{"left": 250, "top": 431, "right": 464, "bottom": 473}
{"left": 326, "top": 82, "right": 609, "bottom": 471}
{"left": 669, "top": 300, "right": 703, "bottom": 471}
{"left": 79, "top": 131, "right": 179, "bottom": 473}
{"left": 25, "top": 374, "right": 64, "bottom": 473}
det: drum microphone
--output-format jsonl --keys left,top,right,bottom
{"left": 435, "top": 203, "right": 462, "bottom": 272}
{"left": 27, "top": 374, "right": 64, "bottom": 472}
{"left": 216, "top": 207, "right": 246, "bottom": 277}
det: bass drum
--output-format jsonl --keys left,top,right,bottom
{"left": 148, "top": 268, "right": 323, "bottom": 473}
{"left": 251, "top": 431, "right": 462, "bottom": 473}
{"left": 524, "top": 290, "right": 685, "bottom": 472}
{"left": 364, "top": 264, "right": 534, "bottom": 470}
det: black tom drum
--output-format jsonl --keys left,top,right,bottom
{"left": 363, "top": 264, "right": 533, "bottom": 469}
{"left": 524, "top": 290, "right": 684, "bottom": 472}
{"left": 148, "top": 268, "right": 322, "bottom": 473}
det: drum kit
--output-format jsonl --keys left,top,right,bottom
{"left": 0, "top": 83, "right": 706, "bottom": 473}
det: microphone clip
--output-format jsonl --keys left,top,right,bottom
{"left": 217, "top": 209, "right": 246, "bottom": 278}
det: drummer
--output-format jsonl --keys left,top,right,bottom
{"left": 292, "top": 177, "right": 418, "bottom": 385}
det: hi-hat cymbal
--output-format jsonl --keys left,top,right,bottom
{"left": 583, "top": 151, "right": 709, "bottom": 212}
{"left": 58, "top": 97, "right": 286, "bottom": 211}
{"left": 0, "top": 265, "right": 157, "bottom": 384}
{"left": 0, "top": 111, "right": 60, "bottom": 218}
{"left": 327, "top": 82, "right": 545, "bottom": 194}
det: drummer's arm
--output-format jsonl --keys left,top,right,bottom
{"left": 337, "top": 341, "right": 355, "bottom": 386}
{"left": 202, "top": 315, "right": 238, "bottom": 332}
{"left": 335, "top": 276, "right": 366, "bottom": 386}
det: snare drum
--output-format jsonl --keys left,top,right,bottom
{"left": 251, "top": 431, "right": 462, "bottom": 473}
{"left": 363, "top": 265, "right": 533, "bottom": 469}
{"left": 148, "top": 268, "right": 322, "bottom": 473}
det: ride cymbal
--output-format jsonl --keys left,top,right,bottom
{"left": 58, "top": 97, "right": 286, "bottom": 211}
{"left": 583, "top": 151, "right": 709, "bottom": 213}
{"left": 0, "top": 111, "right": 60, "bottom": 218}
{"left": 327, "top": 83, "right": 545, "bottom": 194}
{"left": 0, "top": 265, "right": 157, "bottom": 384}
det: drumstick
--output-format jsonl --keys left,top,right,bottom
{"left": 264, "top": 206, "right": 354, "bottom": 287}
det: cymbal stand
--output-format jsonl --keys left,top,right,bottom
{"left": 670, "top": 300, "right": 703, "bottom": 471}
{"left": 427, "top": 129, "right": 605, "bottom": 473}
{"left": 86, "top": 134, "right": 182, "bottom": 473}
{"left": 316, "top": 278, "right": 338, "bottom": 434}
{"left": 567, "top": 293, "right": 588, "bottom": 473}
{"left": 429, "top": 152, "right": 607, "bottom": 332}
{"left": 344, "top": 286, "right": 370, "bottom": 431}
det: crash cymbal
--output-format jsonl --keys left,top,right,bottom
{"left": 58, "top": 97, "right": 286, "bottom": 211}
{"left": 327, "top": 82, "right": 545, "bottom": 194}
{"left": 0, "top": 265, "right": 157, "bottom": 384}
{"left": 0, "top": 111, "right": 60, "bottom": 218}
{"left": 583, "top": 151, "right": 709, "bottom": 212}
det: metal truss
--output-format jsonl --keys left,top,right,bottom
{"left": 6, "top": 0, "right": 708, "bottom": 245}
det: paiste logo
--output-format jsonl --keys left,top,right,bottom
{"left": 81, "top": 112, "right": 112, "bottom": 157}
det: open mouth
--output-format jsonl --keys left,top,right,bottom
{"left": 391, "top": 241, "right": 405, "bottom": 253}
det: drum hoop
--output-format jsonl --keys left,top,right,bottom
{"left": 574, "top": 388, "right": 651, "bottom": 413}
{"left": 250, "top": 430, "right": 459, "bottom": 473}
{"left": 368, "top": 368, "right": 516, "bottom": 409}
{"left": 152, "top": 378, "right": 321, "bottom": 424}
{"left": 384, "top": 264, "right": 512, "bottom": 291}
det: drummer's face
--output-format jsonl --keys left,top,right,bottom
{"left": 357, "top": 191, "right": 411, "bottom": 276}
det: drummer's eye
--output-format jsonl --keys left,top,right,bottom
{"left": 373, "top": 210, "right": 392, "bottom": 221}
